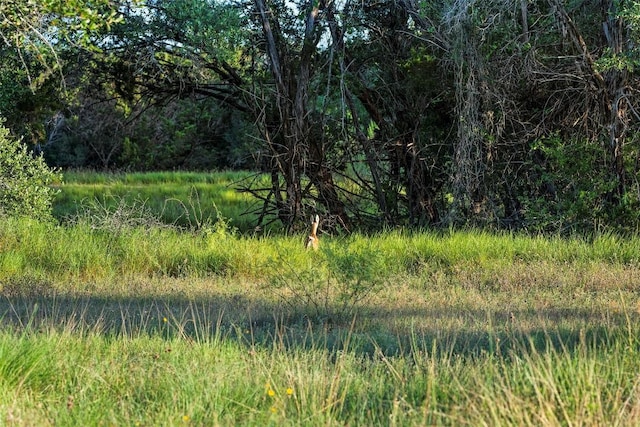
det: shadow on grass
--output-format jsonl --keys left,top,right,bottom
{"left": 1, "top": 277, "right": 636, "bottom": 360}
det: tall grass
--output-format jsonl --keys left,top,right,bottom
{"left": 1, "top": 171, "right": 640, "bottom": 425}
{"left": 0, "top": 299, "right": 639, "bottom": 426}
{"left": 3, "top": 218, "right": 640, "bottom": 291}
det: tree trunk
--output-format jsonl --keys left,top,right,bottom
{"left": 253, "top": 0, "right": 348, "bottom": 229}
{"left": 603, "top": 2, "right": 629, "bottom": 199}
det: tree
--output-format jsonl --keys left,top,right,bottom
{"left": 85, "top": 0, "right": 350, "bottom": 228}
{"left": 0, "top": 0, "right": 123, "bottom": 144}
{"left": 97, "top": 0, "right": 454, "bottom": 230}
{"left": 250, "top": 0, "right": 349, "bottom": 229}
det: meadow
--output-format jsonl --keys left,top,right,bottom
{"left": 0, "top": 171, "right": 640, "bottom": 425}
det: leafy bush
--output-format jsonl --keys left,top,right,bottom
{"left": 0, "top": 120, "right": 62, "bottom": 220}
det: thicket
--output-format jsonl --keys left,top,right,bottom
{"left": 3, "top": 0, "right": 640, "bottom": 234}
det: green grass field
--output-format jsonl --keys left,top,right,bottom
{"left": 1, "top": 171, "right": 639, "bottom": 425}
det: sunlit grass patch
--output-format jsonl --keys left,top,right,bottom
{"left": 54, "top": 170, "right": 270, "bottom": 232}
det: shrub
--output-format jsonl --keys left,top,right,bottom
{"left": 0, "top": 120, "right": 62, "bottom": 220}
{"left": 266, "top": 238, "right": 388, "bottom": 320}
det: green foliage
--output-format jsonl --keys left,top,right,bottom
{"left": 0, "top": 46, "right": 64, "bottom": 146}
{"left": 0, "top": 121, "right": 62, "bottom": 220}
{"left": 159, "top": 0, "right": 247, "bottom": 61}
{"left": 39, "top": 92, "right": 260, "bottom": 171}
{"left": 116, "top": 101, "right": 259, "bottom": 171}
{"left": 0, "top": 0, "right": 122, "bottom": 51}
{"left": 6, "top": 0, "right": 640, "bottom": 233}
{"left": 595, "top": 1, "right": 640, "bottom": 72}
{"left": 523, "top": 135, "right": 640, "bottom": 233}
{"left": 42, "top": 131, "right": 90, "bottom": 168}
